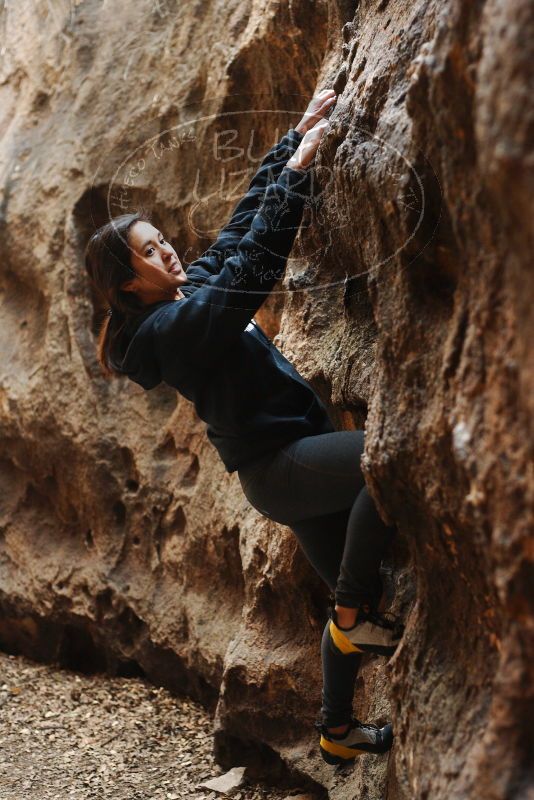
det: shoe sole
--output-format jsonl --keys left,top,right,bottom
{"left": 319, "top": 735, "right": 392, "bottom": 765}
{"left": 329, "top": 621, "right": 399, "bottom": 657}
{"left": 319, "top": 736, "right": 368, "bottom": 764}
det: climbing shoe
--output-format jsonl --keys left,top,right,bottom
{"left": 328, "top": 603, "right": 404, "bottom": 657}
{"left": 315, "top": 715, "right": 393, "bottom": 765}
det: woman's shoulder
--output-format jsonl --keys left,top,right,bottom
{"left": 125, "top": 299, "right": 176, "bottom": 335}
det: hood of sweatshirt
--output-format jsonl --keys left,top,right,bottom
{"left": 116, "top": 293, "right": 191, "bottom": 389}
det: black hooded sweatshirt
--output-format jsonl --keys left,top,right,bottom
{"left": 116, "top": 127, "right": 335, "bottom": 473}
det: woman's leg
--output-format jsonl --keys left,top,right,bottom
{"left": 275, "top": 506, "right": 362, "bottom": 728}
{"left": 238, "top": 430, "right": 395, "bottom": 608}
{"left": 238, "top": 430, "right": 396, "bottom": 728}
{"left": 321, "top": 613, "right": 362, "bottom": 728}
{"left": 239, "top": 431, "right": 367, "bottom": 521}
{"left": 335, "top": 484, "right": 395, "bottom": 609}
{"left": 288, "top": 505, "right": 393, "bottom": 730}
{"left": 289, "top": 484, "right": 393, "bottom": 611}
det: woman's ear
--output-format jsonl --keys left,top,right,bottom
{"left": 120, "top": 278, "right": 137, "bottom": 293}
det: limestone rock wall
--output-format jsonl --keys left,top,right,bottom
{"left": 0, "top": 1, "right": 532, "bottom": 798}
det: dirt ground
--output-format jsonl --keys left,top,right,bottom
{"left": 0, "top": 650, "right": 315, "bottom": 800}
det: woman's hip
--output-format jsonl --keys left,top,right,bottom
{"left": 237, "top": 429, "right": 367, "bottom": 524}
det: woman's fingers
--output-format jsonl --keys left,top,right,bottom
{"left": 317, "top": 95, "right": 336, "bottom": 110}
{"left": 310, "top": 116, "right": 331, "bottom": 130}
{"left": 302, "top": 94, "right": 336, "bottom": 129}
{"left": 290, "top": 92, "right": 335, "bottom": 165}
{"left": 304, "top": 118, "right": 330, "bottom": 141}
{"left": 294, "top": 88, "right": 337, "bottom": 135}
{"left": 320, "top": 95, "right": 337, "bottom": 113}
{"left": 312, "top": 91, "right": 336, "bottom": 110}
{"left": 314, "top": 89, "right": 336, "bottom": 108}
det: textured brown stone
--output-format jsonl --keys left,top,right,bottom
{"left": 0, "top": 1, "right": 532, "bottom": 798}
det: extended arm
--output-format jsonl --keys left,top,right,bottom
{"left": 152, "top": 165, "right": 312, "bottom": 382}
{"left": 185, "top": 128, "right": 304, "bottom": 280}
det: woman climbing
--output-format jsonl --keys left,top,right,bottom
{"left": 84, "top": 88, "right": 405, "bottom": 767}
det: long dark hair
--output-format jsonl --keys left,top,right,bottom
{"left": 84, "top": 210, "right": 152, "bottom": 378}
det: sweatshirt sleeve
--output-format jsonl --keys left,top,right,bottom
{"left": 152, "top": 164, "right": 312, "bottom": 379}
{"left": 185, "top": 127, "right": 304, "bottom": 279}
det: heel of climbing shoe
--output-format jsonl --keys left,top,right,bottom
{"left": 319, "top": 742, "right": 343, "bottom": 765}
{"left": 319, "top": 735, "right": 366, "bottom": 765}
{"left": 319, "top": 740, "right": 360, "bottom": 765}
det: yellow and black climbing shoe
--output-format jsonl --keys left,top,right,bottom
{"left": 328, "top": 604, "right": 404, "bottom": 657}
{"left": 315, "top": 715, "right": 393, "bottom": 765}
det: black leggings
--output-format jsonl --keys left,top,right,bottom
{"left": 237, "top": 429, "right": 396, "bottom": 727}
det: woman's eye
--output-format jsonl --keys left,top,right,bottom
{"left": 145, "top": 239, "right": 165, "bottom": 256}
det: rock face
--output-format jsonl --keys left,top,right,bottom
{"left": 0, "top": 1, "right": 532, "bottom": 798}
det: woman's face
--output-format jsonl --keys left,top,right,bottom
{"left": 121, "top": 221, "right": 188, "bottom": 305}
